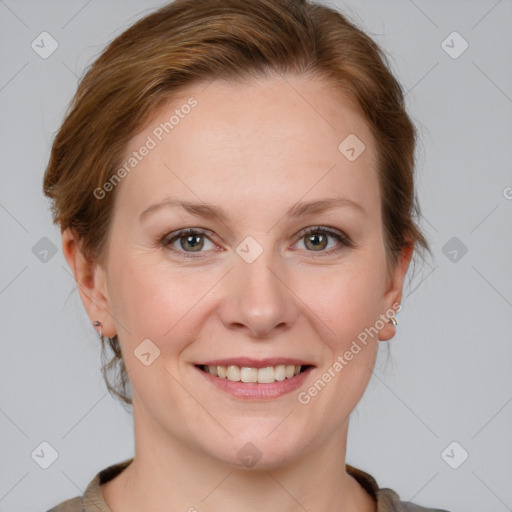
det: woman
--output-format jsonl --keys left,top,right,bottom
{"left": 44, "top": 0, "right": 449, "bottom": 510}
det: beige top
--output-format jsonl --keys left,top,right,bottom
{"left": 47, "top": 458, "right": 449, "bottom": 512}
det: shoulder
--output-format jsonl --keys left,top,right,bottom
{"left": 395, "top": 499, "right": 451, "bottom": 511}
{"left": 379, "top": 487, "right": 451, "bottom": 511}
{"left": 346, "top": 464, "right": 451, "bottom": 512}
{"left": 377, "top": 488, "right": 449, "bottom": 512}
{"left": 46, "top": 458, "right": 133, "bottom": 512}
{"left": 46, "top": 496, "right": 83, "bottom": 512}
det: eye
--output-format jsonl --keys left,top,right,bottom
{"left": 161, "top": 226, "right": 354, "bottom": 259}
{"left": 163, "top": 228, "right": 218, "bottom": 258}
{"left": 293, "top": 226, "right": 353, "bottom": 256}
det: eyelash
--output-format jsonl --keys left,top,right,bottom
{"left": 160, "top": 226, "right": 354, "bottom": 260}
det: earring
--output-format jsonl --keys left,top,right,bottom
{"left": 93, "top": 319, "right": 121, "bottom": 355}
{"left": 389, "top": 316, "right": 398, "bottom": 326}
{"left": 93, "top": 320, "right": 103, "bottom": 338}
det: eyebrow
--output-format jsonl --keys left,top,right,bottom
{"left": 139, "top": 197, "right": 367, "bottom": 223}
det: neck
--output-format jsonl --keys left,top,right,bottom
{"left": 103, "top": 401, "right": 374, "bottom": 512}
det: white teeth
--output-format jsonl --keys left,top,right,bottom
{"left": 227, "top": 365, "right": 241, "bottom": 381}
{"left": 203, "top": 364, "right": 304, "bottom": 383}
{"left": 240, "top": 367, "right": 258, "bottom": 383}
{"left": 274, "top": 365, "right": 286, "bottom": 381}
{"left": 285, "top": 365, "right": 295, "bottom": 378}
{"left": 257, "top": 366, "right": 275, "bottom": 384}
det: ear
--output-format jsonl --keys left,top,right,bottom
{"left": 61, "top": 228, "right": 117, "bottom": 338}
{"left": 377, "top": 241, "right": 414, "bottom": 341}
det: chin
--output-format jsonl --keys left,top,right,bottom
{"left": 202, "top": 430, "right": 307, "bottom": 471}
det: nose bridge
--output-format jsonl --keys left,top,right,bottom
{"left": 220, "top": 236, "right": 297, "bottom": 337}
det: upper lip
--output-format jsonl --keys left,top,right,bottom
{"left": 195, "top": 357, "right": 314, "bottom": 368}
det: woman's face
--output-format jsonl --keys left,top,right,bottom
{"left": 82, "top": 73, "right": 410, "bottom": 468}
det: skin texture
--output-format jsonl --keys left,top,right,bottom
{"left": 63, "top": 73, "right": 413, "bottom": 512}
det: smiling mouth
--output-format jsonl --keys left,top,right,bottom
{"left": 196, "top": 364, "right": 313, "bottom": 384}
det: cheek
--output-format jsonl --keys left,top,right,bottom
{"left": 107, "top": 252, "right": 216, "bottom": 351}
{"left": 108, "top": 264, "right": 161, "bottom": 340}
{"left": 292, "top": 259, "right": 386, "bottom": 349}
{"left": 297, "top": 266, "right": 382, "bottom": 424}
{"left": 106, "top": 256, "right": 203, "bottom": 404}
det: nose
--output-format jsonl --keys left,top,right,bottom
{"left": 218, "top": 245, "right": 299, "bottom": 339}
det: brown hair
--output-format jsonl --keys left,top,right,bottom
{"left": 43, "top": 0, "right": 431, "bottom": 406}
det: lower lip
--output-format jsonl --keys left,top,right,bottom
{"left": 195, "top": 366, "right": 313, "bottom": 400}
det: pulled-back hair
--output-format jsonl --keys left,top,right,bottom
{"left": 43, "top": 0, "right": 430, "bottom": 405}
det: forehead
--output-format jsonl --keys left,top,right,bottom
{"left": 113, "top": 73, "right": 380, "bottom": 222}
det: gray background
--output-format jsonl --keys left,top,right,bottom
{"left": 1, "top": 0, "right": 511, "bottom": 511}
